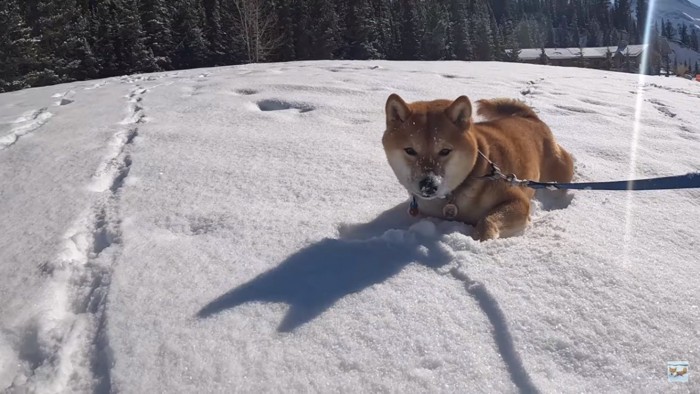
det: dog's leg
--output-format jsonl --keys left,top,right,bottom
{"left": 542, "top": 143, "right": 574, "bottom": 183}
{"left": 473, "top": 197, "right": 530, "bottom": 241}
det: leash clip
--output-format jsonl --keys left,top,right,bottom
{"left": 408, "top": 195, "right": 419, "bottom": 217}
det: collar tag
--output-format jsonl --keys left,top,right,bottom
{"left": 442, "top": 193, "right": 459, "bottom": 219}
{"left": 442, "top": 203, "right": 459, "bottom": 219}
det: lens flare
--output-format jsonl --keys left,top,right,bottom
{"left": 623, "top": 0, "right": 658, "bottom": 265}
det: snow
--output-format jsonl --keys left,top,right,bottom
{"left": 682, "top": 11, "right": 700, "bottom": 21}
{"left": 1, "top": 61, "right": 699, "bottom": 393}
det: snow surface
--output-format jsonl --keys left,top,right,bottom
{"left": 0, "top": 61, "right": 699, "bottom": 393}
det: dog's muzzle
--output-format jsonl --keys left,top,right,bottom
{"left": 419, "top": 176, "right": 439, "bottom": 197}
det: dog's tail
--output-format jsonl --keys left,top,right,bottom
{"left": 476, "top": 98, "right": 539, "bottom": 121}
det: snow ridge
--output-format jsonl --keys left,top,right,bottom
{"left": 11, "top": 86, "right": 146, "bottom": 393}
{"left": 0, "top": 108, "right": 53, "bottom": 150}
{"left": 89, "top": 88, "right": 144, "bottom": 192}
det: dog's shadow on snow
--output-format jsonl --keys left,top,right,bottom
{"left": 196, "top": 202, "right": 454, "bottom": 332}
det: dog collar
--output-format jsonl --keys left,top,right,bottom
{"left": 407, "top": 151, "right": 498, "bottom": 219}
{"left": 408, "top": 194, "right": 459, "bottom": 219}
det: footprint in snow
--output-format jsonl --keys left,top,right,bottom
{"left": 235, "top": 89, "right": 258, "bottom": 96}
{"left": 678, "top": 125, "right": 698, "bottom": 141}
{"left": 552, "top": 104, "right": 596, "bottom": 114}
{"left": 647, "top": 99, "right": 677, "bottom": 118}
{"left": 256, "top": 99, "right": 314, "bottom": 113}
{"left": 0, "top": 108, "right": 53, "bottom": 150}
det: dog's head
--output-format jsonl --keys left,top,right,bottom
{"left": 382, "top": 94, "right": 478, "bottom": 199}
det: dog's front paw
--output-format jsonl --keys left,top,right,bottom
{"left": 472, "top": 220, "right": 499, "bottom": 241}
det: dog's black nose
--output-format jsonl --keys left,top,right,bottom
{"left": 419, "top": 177, "right": 438, "bottom": 196}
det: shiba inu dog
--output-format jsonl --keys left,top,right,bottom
{"left": 382, "top": 94, "right": 573, "bottom": 241}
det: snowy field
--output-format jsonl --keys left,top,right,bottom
{"left": 0, "top": 61, "right": 699, "bottom": 393}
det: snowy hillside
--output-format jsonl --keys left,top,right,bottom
{"left": 1, "top": 61, "right": 699, "bottom": 393}
{"left": 644, "top": 0, "right": 700, "bottom": 65}
{"left": 670, "top": 40, "right": 700, "bottom": 67}
{"left": 653, "top": 0, "right": 700, "bottom": 28}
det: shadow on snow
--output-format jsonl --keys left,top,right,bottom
{"left": 195, "top": 202, "right": 454, "bottom": 332}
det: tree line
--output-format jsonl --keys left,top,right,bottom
{"left": 0, "top": 0, "right": 658, "bottom": 92}
{"left": 659, "top": 18, "right": 700, "bottom": 52}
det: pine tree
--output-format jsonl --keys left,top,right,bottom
{"left": 92, "top": 1, "right": 119, "bottom": 76}
{"left": 679, "top": 23, "right": 689, "bottom": 46}
{"left": 203, "top": 0, "right": 227, "bottom": 65}
{"left": 386, "top": 0, "right": 403, "bottom": 59}
{"left": 371, "top": 0, "right": 393, "bottom": 60}
{"left": 342, "top": 0, "right": 378, "bottom": 59}
{"left": 470, "top": 1, "right": 494, "bottom": 60}
{"left": 663, "top": 19, "right": 676, "bottom": 40}
{"left": 114, "top": 0, "right": 157, "bottom": 73}
{"left": 420, "top": 1, "right": 449, "bottom": 60}
{"left": 604, "top": 47, "right": 613, "bottom": 70}
{"left": 290, "top": 0, "right": 313, "bottom": 59}
{"left": 172, "top": 0, "right": 210, "bottom": 68}
{"left": 446, "top": 0, "right": 472, "bottom": 60}
{"left": 140, "top": 0, "right": 175, "bottom": 69}
{"left": 307, "top": 0, "right": 340, "bottom": 59}
{"left": 673, "top": 57, "right": 678, "bottom": 74}
{"left": 660, "top": 19, "right": 666, "bottom": 38}
{"left": 0, "top": 0, "right": 38, "bottom": 91}
{"left": 613, "top": 0, "right": 631, "bottom": 34}
{"left": 270, "top": 0, "right": 296, "bottom": 61}
{"left": 587, "top": 18, "right": 602, "bottom": 47}
{"left": 555, "top": 14, "right": 569, "bottom": 47}
{"left": 571, "top": 12, "right": 581, "bottom": 47}
{"left": 512, "top": 18, "right": 532, "bottom": 50}
{"left": 35, "top": 0, "right": 98, "bottom": 83}
{"left": 593, "top": 0, "right": 612, "bottom": 34}
{"left": 503, "top": 21, "right": 521, "bottom": 62}
{"left": 539, "top": 45, "right": 548, "bottom": 65}
{"left": 398, "top": 0, "right": 421, "bottom": 60}
{"left": 489, "top": 8, "right": 505, "bottom": 60}
{"left": 636, "top": 0, "right": 648, "bottom": 42}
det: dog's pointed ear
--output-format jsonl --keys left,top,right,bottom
{"left": 445, "top": 96, "right": 472, "bottom": 129}
{"left": 386, "top": 94, "right": 411, "bottom": 123}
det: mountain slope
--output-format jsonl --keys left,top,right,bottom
{"left": 0, "top": 61, "right": 699, "bottom": 393}
{"left": 654, "top": 0, "right": 700, "bottom": 28}
{"left": 649, "top": 0, "right": 700, "bottom": 68}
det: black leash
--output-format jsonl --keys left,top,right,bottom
{"left": 477, "top": 151, "right": 700, "bottom": 191}
{"left": 408, "top": 153, "right": 698, "bottom": 217}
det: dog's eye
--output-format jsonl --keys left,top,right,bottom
{"left": 404, "top": 148, "right": 417, "bottom": 156}
{"left": 439, "top": 149, "right": 452, "bottom": 157}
